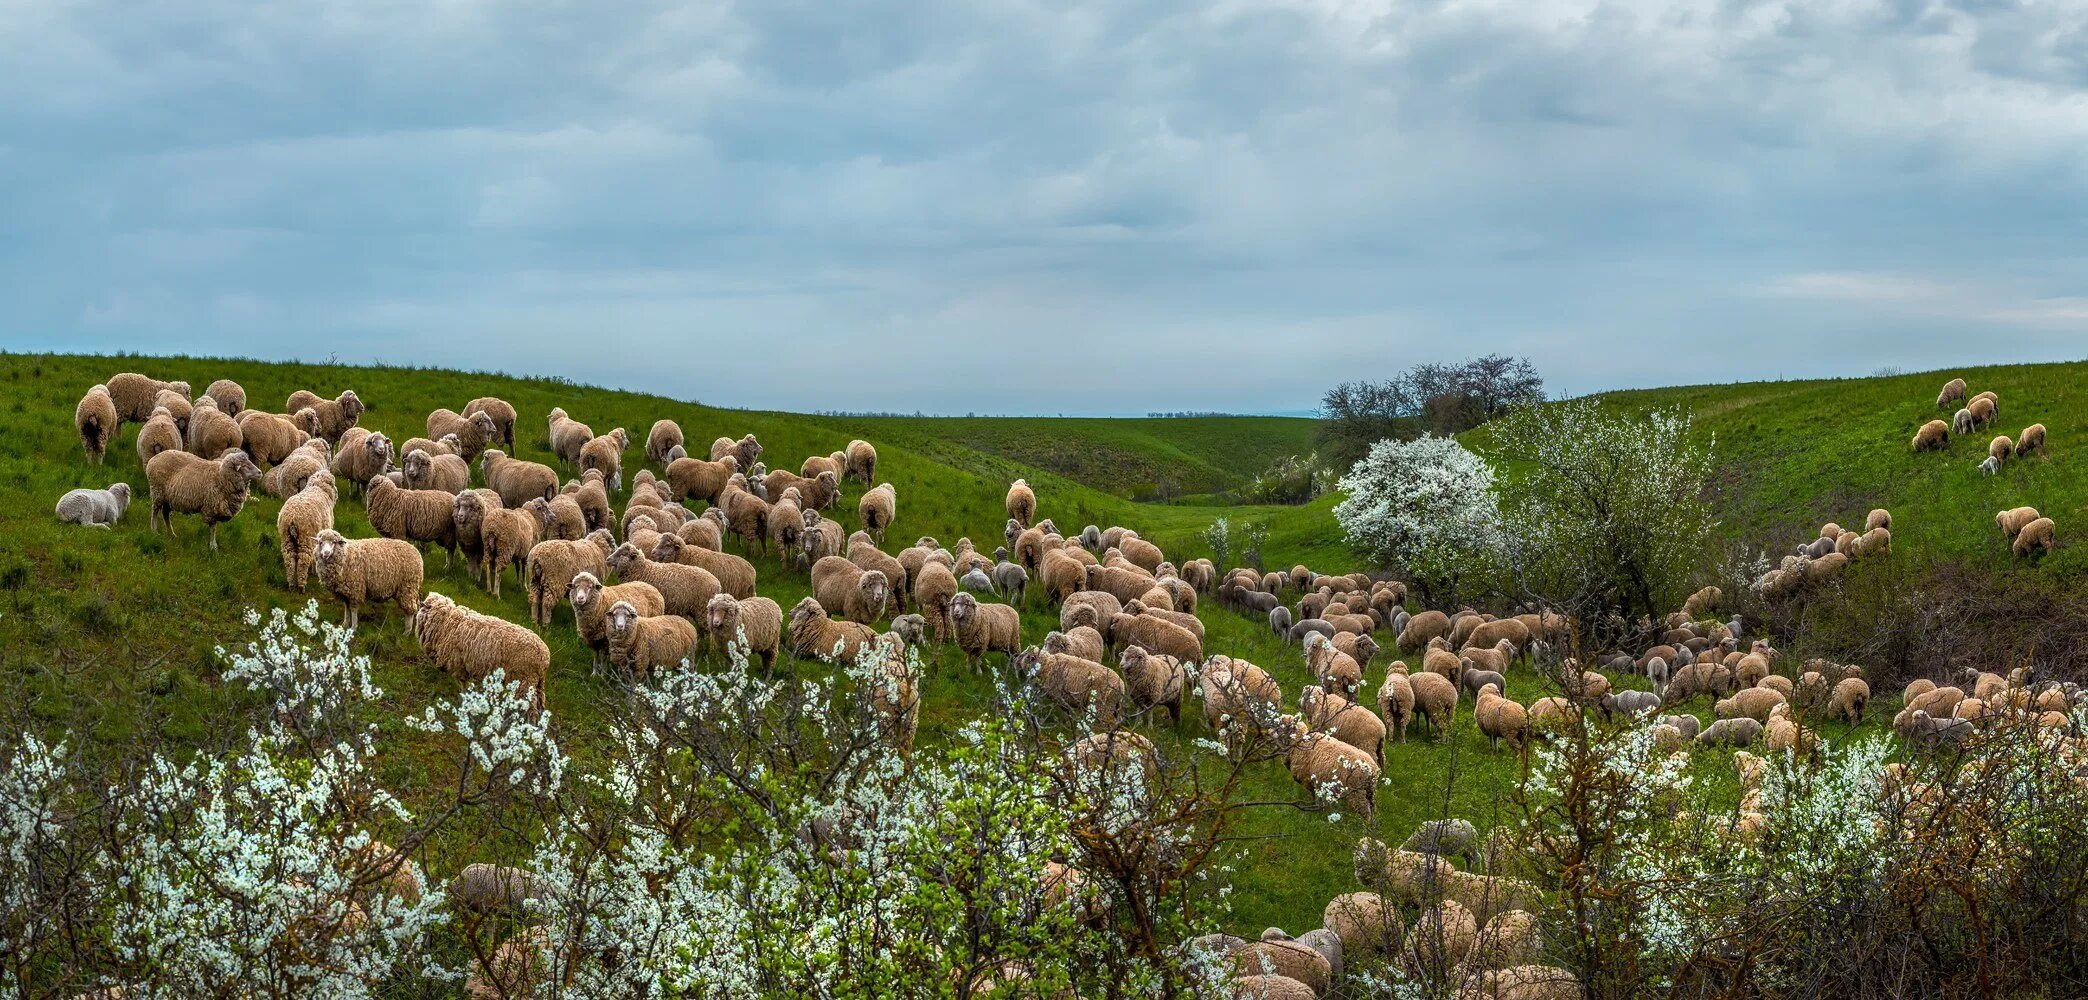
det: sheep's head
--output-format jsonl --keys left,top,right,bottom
{"left": 666, "top": 444, "right": 687, "bottom": 463}
{"left": 607, "top": 543, "right": 642, "bottom": 574}
{"left": 452, "top": 491, "right": 483, "bottom": 526}
{"left": 314, "top": 529, "right": 348, "bottom": 566}
{"left": 167, "top": 380, "right": 192, "bottom": 397}
{"left": 470, "top": 411, "right": 498, "bottom": 440}
{"left": 816, "top": 470, "right": 837, "bottom": 491}
{"left": 567, "top": 572, "right": 602, "bottom": 610}
{"left": 648, "top": 534, "right": 682, "bottom": 564}
{"left": 948, "top": 591, "right": 977, "bottom": 626}
{"left": 789, "top": 597, "right": 822, "bottom": 626}
{"left": 107, "top": 482, "right": 132, "bottom": 506}
{"left": 705, "top": 594, "right": 737, "bottom": 632}
{"left": 224, "top": 451, "right": 263, "bottom": 482}
{"left": 439, "top": 433, "right": 463, "bottom": 453}
{"left": 338, "top": 390, "right": 365, "bottom": 418}
{"left": 607, "top": 600, "right": 639, "bottom": 636}
{"left": 891, "top": 614, "right": 926, "bottom": 646}
{"left": 523, "top": 497, "right": 549, "bottom": 527}
{"left": 405, "top": 450, "right": 431, "bottom": 483}
{"left": 860, "top": 571, "right": 891, "bottom": 611}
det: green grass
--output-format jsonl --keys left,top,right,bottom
{"left": 0, "top": 351, "right": 1934, "bottom": 936}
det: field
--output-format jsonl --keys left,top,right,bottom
{"left": 4, "top": 350, "right": 2050, "bottom": 939}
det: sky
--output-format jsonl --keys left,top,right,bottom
{"left": 3, "top": 0, "right": 2086, "bottom": 415}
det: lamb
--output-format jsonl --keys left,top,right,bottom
{"left": 1275, "top": 715, "right": 1379, "bottom": 821}
{"left": 184, "top": 396, "right": 242, "bottom": 458}
{"left": 1475, "top": 684, "right": 1529, "bottom": 751}
{"left": 650, "top": 534, "right": 758, "bottom": 599}
{"left": 106, "top": 373, "right": 191, "bottom": 423}
{"left": 276, "top": 470, "right": 338, "bottom": 590}
{"left": 146, "top": 449, "right": 261, "bottom": 549}
{"left": 477, "top": 504, "right": 540, "bottom": 598}
{"left": 856, "top": 482, "right": 896, "bottom": 543}
{"left": 1936, "top": 377, "right": 1966, "bottom": 408}
{"left": 366, "top": 476, "right": 460, "bottom": 563}
{"left": 233, "top": 410, "right": 312, "bottom": 465}
{"left": 547, "top": 408, "right": 594, "bottom": 465}
{"left": 2013, "top": 516, "right": 2055, "bottom": 558}
{"left": 524, "top": 531, "right": 614, "bottom": 625}
{"left": 845, "top": 439, "right": 877, "bottom": 484}
{"left": 522, "top": 494, "right": 587, "bottom": 542}
{"left": 74, "top": 385, "right": 117, "bottom": 464}
{"left": 2018, "top": 422, "right": 2047, "bottom": 455}
{"left": 645, "top": 419, "right": 684, "bottom": 465}
{"left": 413, "top": 593, "right": 549, "bottom": 706}
{"left": 580, "top": 429, "right": 629, "bottom": 491}
{"left": 1410, "top": 670, "right": 1459, "bottom": 738}
{"left": 606, "top": 599, "right": 701, "bottom": 675}
{"left": 1911, "top": 419, "right": 1949, "bottom": 451}
{"left": 564, "top": 571, "right": 666, "bottom": 671}
{"left": 706, "top": 594, "right": 784, "bottom": 669}
{"left": 1004, "top": 478, "right": 1037, "bottom": 528}
{"left": 607, "top": 543, "right": 720, "bottom": 617}
{"left": 55, "top": 482, "right": 131, "bottom": 528}
{"left": 1301, "top": 686, "right": 1387, "bottom": 764}
{"left": 1461, "top": 669, "right": 1509, "bottom": 701}
{"left": 331, "top": 429, "right": 393, "bottom": 494}
{"left": 913, "top": 561, "right": 959, "bottom": 642}
{"left": 710, "top": 434, "right": 762, "bottom": 469}
{"left": 1951, "top": 407, "right": 1976, "bottom": 437}
{"left": 480, "top": 450, "right": 558, "bottom": 508}
{"left": 404, "top": 448, "right": 471, "bottom": 494}
{"left": 991, "top": 560, "right": 1029, "bottom": 604}
{"left": 1697, "top": 717, "right": 1763, "bottom": 748}
{"left": 136, "top": 405, "right": 184, "bottom": 467}
{"left": 949, "top": 591, "right": 1022, "bottom": 670}
{"left": 286, "top": 390, "right": 365, "bottom": 443}
{"left": 1996, "top": 506, "right": 2042, "bottom": 540}
{"left": 1118, "top": 644, "right": 1186, "bottom": 726}
{"left": 960, "top": 565, "right": 995, "bottom": 595}
{"left": 787, "top": 597, "right": 881, "bottom": 662}
{"left": 312, "top": 530, "right": 423, "bottom": 631}
{"left": 1105, "top": 610, "right": 1203, "bottom": 663}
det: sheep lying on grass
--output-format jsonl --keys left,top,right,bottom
{"left": 55, "top": 482, "right": 130, "bottom": 527}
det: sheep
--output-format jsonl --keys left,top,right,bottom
{"left": 146, "top": 449, "right": 261, "bottom": 549}
{"left": 644, "top": 419, "right": 684, "bottom": 465}
{"left": 1697, "top": 717, "right": 1763, "bottom": 748}
{"left": 522, "top": 494, "right": 587, "bottom": 542}
{"left": 227, "top": 410, "right": 305, "bottom": 467}
{"left": 762, "top": 469, "right": 839, "bottom": 511}
{"left": 1461, "top": 966, "right": 1582, "bottom": 1000}
{"left": 55, "top": 482, "right": 131, "bottom": 528}
{"left": 663, "top": 454, "right": 737, "bottom": 505}
{"left": 720, "top": 481, "right": 772, "bottom": 554}
{"left": 960, "top": 565, "right": 995, "bottom": 595}
{"left": 1013, "top": 647, "right": 1126, "bottom": 729}
{"left": 990, "top": 560, "right": 1029, "bottom": 604}
{"left": 605, "top": 599, "right": 701, "bottom": 675}
{"left": 1125, "top": 598, "right": 1205, "bottom": 643}
{"left": 710, "top": 434, "right": 763, "bottom": 469}
{"left": 1398, "top": 610, "right": 1453, "bottom": 650}
{"left": 706, "top": 594, "right": 784, "bottom": 669}
{"left": 183, "top": 396, "right": 242, "bottom": 458}
{"left": 366, "top": 476, "right": 459, "bottom": 563}
{"left": 276, "top": 470, "right": 338, "bottom": 590}
{"left": 1301, "top": 686, "right": 1387, "bottom": 764}
{"left": 1765, "top": 703, "right": 1817, "bottom": 757}
{"left": 1047, "top": 626, "right": 1107, "bottom": 663}
{"left": 1936, "top": 377, "right": 1966, "bottom": 408}
{"left": 563, "top": 571, "right": 666, "bottom": 672}
{"left": 2013, "top": 516, "right": 2055, "bottom": 558}
{"left": 547, "top": 408, "right": 594, "bottom": 465}
{"left": 1323, "top": 892, "right": 1404, "bottom": 958}
{"left": 1373, "top": 669, "right": 1415, "bottom": 743}
{"left": 767, "top": 490, "right": 806, "bottom": 557}
{"left": 580, "top": 429, "right": 629, "bottom": 491}
{"left": 312, "top": 530, "right": 422, "bottom": 631}
{"left": 1304, "top": 632, "right": 1363, "bottom": 697}
{"left": 475, "top": 449, "right": 557, "bottom": 508}
{"left": 106, "top": 373, "right": 191, "bottom": 424}
{"left": 1462, "top": 669, "right": 1510, "bottom": 702}
{"left": 949, "top": 592, "right": 1021, "bottom": 670}
{"left": 136, "top": 405, "right": 183, "bottom": 467}
{"left": 1274, "top": 715, "right": 1379, "bottom": 821}
{"left": 1233, "top": 936, "right": 1331, "bottom": 998}
{"left": 607, "top": 543, "right": 719, "bottom": 618}
{"left": 913, "top": 561, "right": 959, "bottom": 642}
{"left": 1105, "top": 610, "right": 1203, "bottom": 664}
{"left": 477, "top": 505, "right": 539, "bottom": 598}
{"left": 448, "top": 489, "right": 502, "bottom": 580}
{"left": 331, "top": 429, "right": 392, "bottom": 495}
{"left": 1410, "top": 670, "right": 1459, "bottom": 739}
{"left": 1903, "top": 709, "right": 1973, "bottom": 748}
{"left": 647, "top": 534, "right": 757, "bottom": 601}
{"left": 981, "top": 477, "right": 1037, "bottom": 535}
{"left": 1117, "top": 644, "right": 1186, "bottom": 726}
{"left": 787, "top": 597, "right": 881, "bottom": 663}
{"left": 1997, "top": 506, "right": 2042, "bottom": 540}
{"left": 524, "top": 531, "right": 614, "bottom": 626}
{"left": 259, "top": 437, "right": 330, "bottom": 497}
{"left": 74, "top": 385, "right": 117, "bottom": 464}
{"left": 1968, "top": 395, "right": 1998, "bottom": 428}
{"left": 1475, "top": 684, "right": 1529, "bottom": 751}
{"left": 1715, "top": 686, "right": 1787, "bottom": 722}
{"left": 403, "top": 448, "right": 470, "bottom": 495}
{"left": 809, "top": 555, "right": 890, "bottom": 626}
{"left": 1989, "top": 434, "right": 2015, "bottom": 465}
{"left": 286, "top": 390, "right": 365, "bottom": 443}
{"left": 1912, "top": 419, "right": 1949, "bottom": 451}
{"left": 1601, "top": 690, "right": 1661, "bottom": 719}
{"left": 2018, "top": 422, "right": 2047, "bottom": 456}
{"left": 851, "top": 481, "right": 898, "bottom": 544}
{"left": 413, "top": 593, "right": 549, "bottom": 705}
{"left": 865, "top": 640, "right": 921, "bottom": 755}
{"left": 844, "top": 439, "right": 877, "bottom": 484}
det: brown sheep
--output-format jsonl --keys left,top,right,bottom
{"left": 404, "top": 448, "right": 470, "bottom": 495}
{"left": 786, "top": 597, "right": 880, "bottom": 663}
{"left": 463, "top": 396, "right": 518, "bottom": 449}
{"left": 665, "top": 454, "right": 738, "bottom": 505}
{"left": 1005, "top": 478, "right": 1037, "bottom": 527}
{"left": 1275, "top": 715, "right": 1379, "bottom": 822}
{"left": 1475, "top": 684, "right": 1529, "bottom": 751}
{"left": 1996, "top": 506, "right": 2042, "bottom": 540}
{"left": 478, "top": 505, "right": 539, "bottom": 598}
{"left": 312, "top": 530, "right": 422, "bottom": 631}
{"left": 522, "top": 494, "right": 587, "bottom": 542}
{"left": 1117, "top": 644, "right": 1185, "bottom": 727}
{"left": 913, "top": 561, "right": 959, "bottom": 642}
{"left": 645, "top": 419, "right": 684, "bottom": 465}
{"left": 136, "top": 405, "right": 184, "bottom": 467}
{"left": 286, "top": 389, "right": 365, "bottom": 443}
{"left": 74, "top": 385, "right": 117, "bottom": 464}
{"left": 650, "top": 534, "right": 758, "bottom": 600}
{"left": 275, "top": 470, "right": 338, "bottom": 590}
{"left": 547, "top": 407, "right": 594, "bottom": 465}
{"left": 858, "top": 482, "right": 896, "bottom": 543}
{"left": 948, "top": 592, "right": 1021, "bottom": 670}
{"left": 1104, "top": 610, "right": 1202, "bottom": 663}
{"left": 1377, "top": 669, "right": 1416, "bottom": 742}
{"left": 845, "top": 439, "right": 877, "bottom": 484}
{"left": 763, "top": 469, "right": 839, "bottom": 511}
{"left": 705, "top": 594, "right": 784, "bottom": 669}
{"left": 107, "top": 373, "right": 191, "bottom": 423}
{"left": 1409, "top": 670, "right": 1459, "bottom": 738}
{"left": 567, "top": 571, "right": 666, "bottom": 672}
{"left": 331, "top": 428, "right": 392, "bottom": 494}
{"left": 1967, "top": 395, "right": 1998, "bottom": 428}
{"left": 579, "top": 428, "right": 629, "bottom": 491}
{"left": 1989, "top": 434, "right": 2014, "bottom": 463}
{"left": 1398, "top": 610, "right": 1453, "bottom": 651}
{"left": 607, "top": 543, "right": 719, "bottom": 618}
{"left": 425, "top": 408, "right": 501, "bottom": 463}
{"left": 185, "top": 396, "right": 243, "bottom": 458}
{"left": 146, "top": 449, "right": 261, "bottom": 549}
{"left": 2018, "top": 422, "right": 2047, "bottom": 455}
{"left": 1910, "top": 419, "right": 1949, "bottom": 451}
{"left": 811, "top": 555, "right": 891, "bottom": 625}
{"left": 524, "top": 531, "right": 614, "bottom": 626}
{"left": 481, "top": 450, "right": 559, "bottom": 508}
{"left": 1301, "top": 685, "right": 1386, "bottom": 764}
{"left": 710, "top": 433, "right": 763, "bottom": 470}
{"left": 2014, "top": 516, "right": 2055, "bottom": 558}
{"left": 606, "top": 600, "right": 701, "bottom": 675}
{"left": 413, "top": 593, "right": 548, "bottom": 707}
{"left": 1936, "top": 377, "right": 1966, "bottom": 408}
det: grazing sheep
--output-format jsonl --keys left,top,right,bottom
{"left": 710, "top": 434, "right": 762, "bottom": 470}
{"left": 1475, "top": 684, "right": 1529, "bottom": 751}
{"left": 1304, "top": 632, "right": 1363, "bottom": 697}
{"left": 1233, "top": 936, "right": 1330, "bottom": 998}
{"left": 1912, "top": 419, "right": 1949, "bottom": 451}
{"left": 706, "top": 593, "right": 784, "bottom": 669}
{"left": 1968, "top": 395, "right": 1997, "bottom": 428}
{"left": 565, "top": 571, "right": 665, "bottom": 671}
{"left": 413, "top": 593, "right": 549, "bottom": 706}
{"left": 1997, "top": 506, "right": 2042, "bottom": 540}
{"left": 608, "top": 543, "right": 720, "bottom": 618}
{"left": 404, "top": 448, "right": 471, "bottom": 495}
{"left": 146, "top": 449, "right": 261, "bottom": 549}
{"left": 1274, "top": 715, "right": 1379, "bottom": 821}
{"left": 313, "top": 530, "right": 422, "bottom": 631}
{"left": 106, "top": 373, "right": 191, "bottom": 424}
{"left": 2018, "top": 422, "right": 2047, "bottom": 456}
{"left": 522, "top": 494, "right": 586, "bottom": 542}
{"left": 1061, "top": 591, "right": 1125, "bottom": 633}
{"left": 913, "top": 561, "right": 959, "bottom": 642}
{"left": 1301, "top": 686, "right": 1387, "bottom": 764}
{"left": 1013, "top": 647, "right": 1125, "bottom": 728}
{"left": 233, "top": 410, "right": 310, "bottom": 466}
{"left": 276, "top": 470, "right": 338, "bottom": 590}
{"left": 1375, "top": 669, "right": 1416, "bottom": 742}
{"left": 1697, "top": 717, "right": 1763, "bottom": 748}
{"left": 606, "top": 599, "right": 701, "bottom": 675}
{"left": 844, "top": 439, "right": 877, "bottom": 484}
{"left": 286, "top": 390, "right": 365, "bottom": 443}
{"left": 2013, "top": 516, "right": 2055, "bottom": 558}
{"left": 136, "top": 405, "right": 183, "bottom": 467}
{"left": 1410, "top": 671, "right": 1459, "bottom": 738}
{"left": 580, "top": 429, "right": 629, "bottom": 491}
{"left": 1989, "top": 434, "right": 2014, "bottom": 464}
{"left": 479, "top": 449, "right": 558, "bottom": 508}
{"left": 331, "top": 429, "right": 392, "bottom": 494}
{"left": 477, "top": 504, "right": 539, "bottom": 598}
{"left": 762, "top": 469, "right": 839, "bottom": 511}
{"left": 1106, "top": 610, "right": 1203, "bottom": 664}
{"left": 787, "top": 597, "right": 881, "bottom": 663}
{"left": 55, "top": 482, "right": 131, "bottom": 528}
{"left": 524, "top": 531, "right": 614, "bottom": 626}
{"left": 74, "top": 385, "right": 117, "bottom": 464}
{"left": 1951, "top": 407, "right": 1976, "bottom": 437}
{"left": 1005, "top": 478, "right": 1037, "bottom": 528}
{"left": 1601, "top": 690, "right": 1661, "bottom": 719}
{"left": 547, "top": 408, "right": 594, "bottom": 465}
{"left": 949, "top": 592, "right": 1021, "bottom": 670}
{"left": 1715, "top": 686, "right": 1788, "bottom": 722}
{"left": 991, "top": 560, "right": 1029, "bottom": 604}
{"left": 856, "top": 482, "right": 897, "bottom": 543}
{"left": 1398, "top": 610, "right": 1453, "bottom": 651}
{"left": 1936, "top": 377, "right": 1966, "bottom": 408}
{"left": 645, "top": 420, "right": 684, "bottom": 465}
{"left": 184, "top": 396, "right": 242, "bottom": 458}
{"left": 1323, "top": 892, "right": 1404, "bottom": 958}
{"left": 366, "top": 476, "right": 460, "bottom": 563}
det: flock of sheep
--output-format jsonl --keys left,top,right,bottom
{"left": 53, "top": 368, "right": 2085, "bottom": 1000}
{"left": 1913, "top": 377, "right": 2056, "bottom": 557}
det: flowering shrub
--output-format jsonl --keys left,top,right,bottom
{"left": 1333, "top": 434, "right": 1502, "bottom": 600}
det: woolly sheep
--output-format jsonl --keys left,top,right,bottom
{"left": 949, "top": 592, "right": 1021, "bottom": 670}
{"left": 1402, "top": 818, "right": 1479, "bottom": 867}
{"left": 2018, "top": 422, "right": 2047, "bottom": 455}
{"left": 74, "top": 385, "right": 117, "bottom": 464}
{"left": 1410, "top": 898, "right": 1478, "bottom": 972}
{"left": 1275, "top": 715, "right": 1379, "bottom": 822}
{"left": 479, "top": 449, "right": 557, "bottom": 508}
{"left": 608, "top": 543, "right": 719, "bottom": 618}
{"left": 1996, "top": 506, "right": 2041, "bottom": 539}
{"left": 913, "top": 561, "right": 959, "bottom": 643}
{"left": 287, "top": 389, "right": 365, "bottom": 443}
{"left": 1475, "top": 684, "right": 1528, "bottom": 751}
{"left": 580, "top": 429, "right": 629, "bottom": 491}
{"left": 2013, "top": 516, "right": 2055, "bottom": 558}
{"left": 263, "top": 439, "right": 332, "bottom": 497}
{"left": 1968, "top": 395, "right": 1997, "bottom": 428}
{"left": 606, "top": 599, "right": 700, "bottom": 675}
{"left": 844, "top": 439, "right": 877, "bottom": 484}
{"left": 710, "top": 433, "right": 762, "bottom": 469}
{"left": 563, "top": 472, "right": 612, "bottom": 533}
{"left": 1305, "top": 632, "right": 1363, "bottom": 697}
{"left": 854, "top": 482, "right": 898, "bottom": 543}
{"left": 786, "top": 597, "right": 881, "bottom": 663}
{"left": 1323, "top": 892, "right": 1403, "bottom": 958}
{"left": 1301, "top": 686, "right": 1386, "bottom": 764}
{"left": 522, "top": 494, "right": 586, "bottom": 542}
{"left": 276, "top": 470, "right": 338, "bottom": 590}
{"left": 55, "top": 482, "right": 130, "bottom": 527}
{"left": 1106, "top": 610, "right": 1203, "bottom": 664}
{"left": 146, "top": 449, "right": 260, "bottom": 549}
{"left": 367, "top": 476, "right": 459, "bottom": 563}
{"left": 331, "top": 429, "right": 392, "bottom": 494}
{"left": 1376, "top": 669, "right": 1415, "bottom": 742}
{"left": 524, "top": 531, "right": 614, "bottom": 626}
{"left": 1989, "top": 434, "right": 2014, "bottom": 464}
{"left": 1461, "top": 965, "right": 1583, "bottom": 1000}
{"left": 1936, "top": 377, "right": 1966, "bottom": 408}
{"left": 565, "top": 571, "right": 666, "bottom": 672}
{"left": 1912, "top": 419, "right": 1949, "bottom": 451}
{"left": 644, "top": 419, "right": 684, "bottom": 465}
{"left": 649, "top": 534, "right": 758, "bottom": 600}
{"left": 1409, "top": 670, "right": 1459, "bottom": 739}
{"left": 106, "top": 373, "right": 191, "bottom": 423}
{"left": 313, "top": 530, "right": 422, "bottom": 631}
{"left": 664, "top": 454, "right": 738, "bottom": 506}
{"left": 136, "top": 405, "right": 183, "bottom": 467}
{"left": 809, "top": 555, "right": 887, "bottom": 625}
{"left": 1233, "top": 937, "right": 1330, "bottom": 997}
{"left": 706, "top": 593, "right": 784, "bottom": 669}
{"left": 1697, "top": 716, "right": 1762, "bottom": 748}
{"left": 959, "top": 565, "right": 994, "bottom": 596}
{"left": 762, "top": 468, "right": 838, "bottom": 511}
{"left": 1601, "top": 689, "right": 1661, "bottom": 718}
{"left": 547, "top": 407, "right": 594, "bottom": 465}
{"left": 184, "top": 396, "right": 242, "bottom": 458}
{"left": 477, "top": 504, "right": 539, "bottom": 598}
{"left": 1715, "top": 686, "right": 1787, "bottom": 722}
{"left": 404, "top": 448, "right": 470, "bottom": 495}
{"left": 414, "top": 593, "right": 549, "bottom": 706}
{"left": 1117, "top": 644, "right": 1186, "bottom": 727}
{"left": 1398, "top": 610, "right": 1453, "bottom": 651}
{"left": 449, "top": 489, "right": 501, "bottom": 580}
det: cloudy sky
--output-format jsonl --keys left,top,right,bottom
{"left": 4, "top": 0, "right": 2086, "bottom": 414}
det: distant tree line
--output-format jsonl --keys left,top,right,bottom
{"left": 1317, "top": 353, "right": 1544, "bottom": 470}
